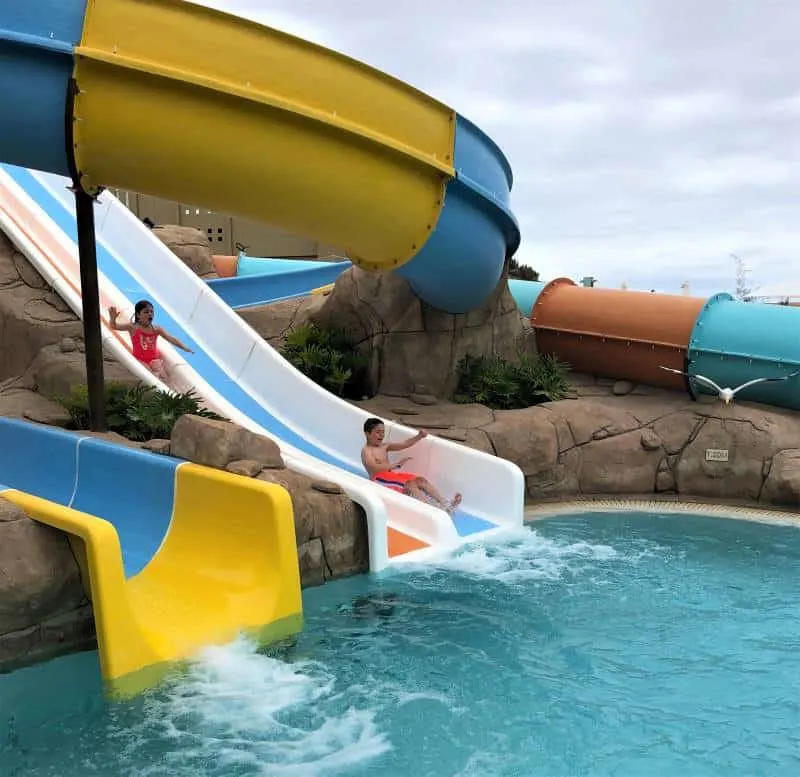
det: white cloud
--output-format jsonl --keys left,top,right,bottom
{"left": 661, "top": 154, "right": 793, "bottom": 195}
{"left": 578, "top": 63, "right": 628, "bottom": 87}
{"left": 643, "top": 91, "right": 743, "bottom": 129}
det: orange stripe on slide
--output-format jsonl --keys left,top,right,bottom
{"left": 388, "top": 527, "right": 429, "bottom": 557}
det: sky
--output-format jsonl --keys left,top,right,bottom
{"left": 204, "top": 0, "right": 800, "bottom": 297}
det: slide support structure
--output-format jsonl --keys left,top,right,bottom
{"left": 67, "top": 69, "right": 106, "bottom": 431}
{"left": 73, "top": 185, "right": 105, "bottom": 431}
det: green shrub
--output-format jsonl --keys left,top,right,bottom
{"left": 453, "top": 352, "right": 569, "bottom": 409}
{"left": 59, "top": 382, "right": 225, "bottom": 441}
{"left": 280, "top": 323, "right": 369, "bottom": 399}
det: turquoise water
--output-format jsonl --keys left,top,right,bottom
{"left": 2, "top": 510, "right": 800, "bottom": 776}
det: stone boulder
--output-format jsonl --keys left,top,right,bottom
{"left": 152, "top": 225, "right": 217, "bottom": 278}
{"left": 673, "top": 416, "right": 774, "bottom": 501}
{"left": 310, "top": 264, "right": 534, "bottom": 398}
{"left": 0, "top": 388, "right": 72, "bottom": 427}
{"left": 169, "top": 414, "right": 369, "bottom": 585}
{"left": 238, "top": 294, "right": 325, "bottom": 349}
{"left": 257, "top": 468, "right": 368, "bottom": 587}
{"left": 23, "top": 342, "right": 138, "bottom": 401}
{"left": 761, "top": 450, "right": 800, "bottom": 507}
{"left": 0, "top": 498, "right": 94, "bottom": 669}
{"left": 170, "top": 414, "right": 285, "bottom": 470}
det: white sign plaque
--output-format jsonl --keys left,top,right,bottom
{"left": 705, "top": 449, "right": 729, "bottom": 462}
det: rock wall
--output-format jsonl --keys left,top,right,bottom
{"left": 311, "top": 265, "right": 534, "bottom": 399}
{"left": 0, "top": 232, "right": 136, "bottom": 402}
{"left": 358, "top": 389, "right": 800, "bottom": 509}
{"left": 238, "top": 294, "right": 326, "bottom": 349}
{"left": 151, "top": 225, "right": 218, "bottom": 278}
{"left": 0, "top": 498, "right": 94, "bottom": 672}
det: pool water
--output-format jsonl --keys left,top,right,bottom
{"left": 3, "top": 510, "right": 800, "bottom": 776}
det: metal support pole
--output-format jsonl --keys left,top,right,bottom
{"left": 73, "top": 187, "right": 106, "bottom": 431}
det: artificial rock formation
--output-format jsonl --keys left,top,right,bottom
{"left": 239, "top": 294, "right": 326, "bottom": 349}
{"left": 0, "top": 232, "right": 136, "bottom": 408}
{"left": 310, "top": 265, "right": 534, "bottom": 399}
{"left": 169, "top": 414, "right": 369, "bottom": 586}
{"left": 152, "top": 225, "right": 218, "bottom": 278}
{"left": 0, "top": 498, "right": 94, "bottom": 671}
{"left": 357, "top": 382, "right": 800, "bottom": 509}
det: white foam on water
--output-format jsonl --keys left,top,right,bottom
{"left": 389, "top": 526, "right": 619, "bottom": 585}
{"left": 122, "top": 637, "right": 391, "bottom": 777}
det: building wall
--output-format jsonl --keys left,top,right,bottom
{"left": 109, "top": 189, "right": 347, "bottom": 261}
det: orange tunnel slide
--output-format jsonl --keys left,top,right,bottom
{"left": 529, "top": 278, "right": 705, "bottom": 391}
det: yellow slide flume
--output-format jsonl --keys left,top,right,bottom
{"left": 72, "top": 0, "right": 456, "bottom": 272}
{"left": 2, "top": 463, "right": 302, "bottom": 698}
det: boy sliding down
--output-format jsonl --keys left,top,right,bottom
{"left": 361, "top": 417, "right": 462, "bottom": 515}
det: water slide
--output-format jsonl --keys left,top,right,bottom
{"left": 509, "top": 279, "right": 800, "bottom": 409}
{"left": 0, "top": 0, "right": 525, "bottom": 581}
{"left": 0, "top": 417, "right": 302, "bottom": 697}
{"left": 207, "top": 255, "right": 352, "bottom": 309}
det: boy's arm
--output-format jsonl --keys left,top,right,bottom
{"left": 156, "top": 327, "right": 194, "bottom": 353}
{"left": 107, "top": 306, "right": 134, "bottom": 332}
{"left": 386, "top": 429, "right": 427, "bottom": 452}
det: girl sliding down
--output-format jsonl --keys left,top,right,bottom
{"left": 108, "top": 300, "right": 193, "bottom": 387}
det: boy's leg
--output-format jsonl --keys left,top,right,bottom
{"left": 413, "top": 477, "right": 462, "bottom": 513}
{"left": 403, "top": 480, "right": 430, "bottom": 505}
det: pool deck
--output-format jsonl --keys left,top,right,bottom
{"left": 525, "top": 494, "right": 800, "bottom": 529}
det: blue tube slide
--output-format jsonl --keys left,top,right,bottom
{"left": 396, "top": 116, "right": 521, "bottom": 313}
{"left": 236, "top": 256, "right": 344, "bottom": 277}
{"left": 208, "top": 259, "right": 352, "bottom": 309}
{"left": 688, "top": 294, "right": 800, "bottom": 409}
{"left": 507, "top": 279, "right": 546, "bottom": 317}
{"left": 0, "top": 1, "right": 87, "bottom": 176}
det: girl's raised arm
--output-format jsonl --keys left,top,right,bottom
{"left": 108, "top": 306, "right": 134, "bottom": 332}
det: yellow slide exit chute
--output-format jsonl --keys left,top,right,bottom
{"left": 3, "top": 463, "right": 302, "bottom": 698}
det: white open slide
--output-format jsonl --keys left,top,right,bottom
{"left": 0, "top": 164, "right": 525, "bottom": 570}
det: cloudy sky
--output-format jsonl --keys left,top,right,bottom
{"left": 205, "top": 0, "right": 800, "bottom": 297}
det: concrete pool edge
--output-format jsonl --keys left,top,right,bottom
{"left": 525, "top": 495, "right": 800, "bottom": 529}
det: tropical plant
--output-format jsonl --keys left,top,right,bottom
{"left": 58, "top": 382, "right": 224, "bottom": 441}
{"left": 280, "top": 323, "right": 369, "bottom": 398}
{"left": 453, "top": 351, "right": 569, "bottom": 409}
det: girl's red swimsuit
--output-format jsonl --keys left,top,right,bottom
{"left": 131, "top": 327, "right": 160, "bottom": 363}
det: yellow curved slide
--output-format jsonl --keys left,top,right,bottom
{"left": 1, "top": 461, "right": 301, "bottom": 698}
{"left": 72, "top": 0, "right": 456, "bottom": 273}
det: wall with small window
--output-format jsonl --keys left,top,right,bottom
{"left": 107, "top": 188, "right": 346, "bottom": 262}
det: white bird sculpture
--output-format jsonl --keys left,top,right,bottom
{"left": 659, "top": 366, "right": 800, "bottom": 405}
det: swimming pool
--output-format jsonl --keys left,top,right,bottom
{"left": 2, "top": 509, "right": 800, "bottom": 776}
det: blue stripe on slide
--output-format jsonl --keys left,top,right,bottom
{"left": 0, "top": 416, "right": 78, "bottom": 505}
{"left": 71, "top": 438, "right": 180, "bottom": 577}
